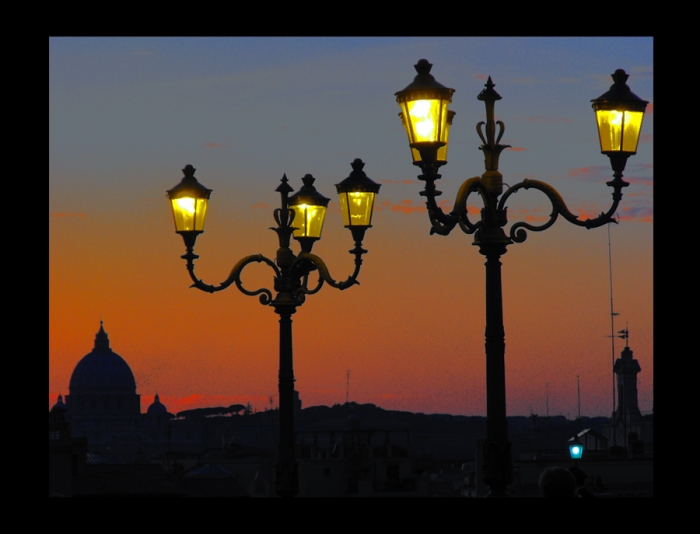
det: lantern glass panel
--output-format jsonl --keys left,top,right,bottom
{"left": 402, "top": 99, "right": 448, "bottom": 144}
{"left": 291, "top": 204, "right": 327, "bottom": 239}
{"left": 569, "top": 443, "right": 583, "bottom": 460}
{"left": 339, "top": 191, "right": 375, "bottom": 227}
{"left": 171, "top": 197, "right": 208, "bottom": 232}
{"left": 401, "top": 110, "right": 452, "bottom": 163}
{"left": 596, "top": 110, "right": 645, "bottom": 153}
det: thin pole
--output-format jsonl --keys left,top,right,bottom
{"left": 607, "top": 223, "right": 618, "bottom": 446}
{"left": 577, "top": 375, "right": 581, "bottom": 432}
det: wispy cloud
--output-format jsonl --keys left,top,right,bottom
{"left": 625, "top": 177, "right": 653, "bottom": 187}
{"left": 646, "top": 103, "right": 654, "bottom": 115}
{"left": 524, "top": 214, "right": 550, "bottom": 223}
{"left": 389, "top": 199, "right": 427, "bottom": 214}
{"left": 618, "top": 205, "right": 653, "bottom": 223}
{"left": 639, "top": 134, "right": 653, "bottom": 144}
{"left": 51, "top": 212, "right": 86, "bottom": 219}
{"left": 567, "top": 165, "right": 609, "bottom": 182}
{"left": 377, "top": 198, "right": 479, "bottom": 216}
{"left": 506, "top": 147, "right": 528, "bottom": 152}
{"left": 252, "top": 203, "right": 269, "bottom": 209}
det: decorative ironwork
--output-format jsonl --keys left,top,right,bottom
{"left": 397, "top": 63, "right": 647, "bottom": 497}
{"left": 169, "top": 162, "right": 376, "bottom": 498}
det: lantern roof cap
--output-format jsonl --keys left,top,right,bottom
{"left": 591, "top": 69, "right": 648, "bottom": 111}
{"left": 288, "top": 174, "right": 330, "bottom": 207}
{"left": 167, "top": 164, "right": 212, "bottom": 199}
{"left": 395, "top": 59, "right": 455, "bottom": 100}
{"left": 336, "top": 159, "right": 381, "bottom": 193}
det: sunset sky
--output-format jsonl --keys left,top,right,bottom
{"left": 49, "top": 37, "right": 653, "bottom": 418}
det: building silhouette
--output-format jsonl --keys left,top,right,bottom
{"left": 54, "top": 322, "right": 201, "bottom": 463}
{"left": 602, "top": 338, "right": 652, "bottom": 456}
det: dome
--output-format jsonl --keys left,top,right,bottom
{"left": 147, "top": 393, "right": 168, "bottom": 415}
{"left": 69, "top": 322, "right": 137, "bottom": 394}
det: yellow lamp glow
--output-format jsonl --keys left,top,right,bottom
{"left": 402, "top": 110, "right": 455, "bottom": 165}
{"left": 288, "top": 174, "right": 330, "bottom": 241}
{"left": 595, "top": 109, "right": 645, "bottom": 154}
{"left": 166, "top": 165, "right": 212, "bottom": 235}
{"left": 290, "top": 203, "right": 327, "bottom": 239}
{"left": 171, "top": 196, "right": 209, "bottom": 232}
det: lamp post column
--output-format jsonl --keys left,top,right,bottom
{"left": 275, "top": 302, "right": 298, "bottom": 497}
{"left": 476, "top": 214, "right": 513, "bottom": 497}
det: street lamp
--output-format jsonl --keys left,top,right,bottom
{"left": 167, "top": 159, "right": 380, "bottom": 497}
{"left": 395, "top": 60, "right": 647, "bottom": 497}
{"left": 569, "top": 436, "right": 584, "bottom": 461}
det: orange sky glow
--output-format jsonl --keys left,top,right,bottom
{"left": 50, "top": 38, "right": 653, "bottom": 418}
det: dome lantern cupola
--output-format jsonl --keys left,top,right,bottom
{"left": 94, "top": 320, "right": 110, "bottom": 350}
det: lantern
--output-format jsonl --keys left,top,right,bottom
{"left": 335, "top": 158, "right": 381, "bottom": 235}
{"left": 166, "top": 165, "right": 212, "bottom": 247}
{"left": 591, "top": 69, "right": 648, "bottom": 172}
{"left": 288, "top": 174, "right": 330, "bottom": 245}
{"left": 395, "top": 59, "right": 455, "bottom": 165}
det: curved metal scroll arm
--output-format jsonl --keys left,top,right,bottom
{"left": 294, "top": 244, "right": 365, "bottom": 295}
{"left": 498, "top": 179, "right": 622, "bottom": 244}
{"left": 451, "top": 176, "right": 491, "bottom": 235}
{"left": 186, "top": 253, "right": 279, "bottom": 306}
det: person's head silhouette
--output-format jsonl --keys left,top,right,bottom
{"left": 539, "top": 466, "right": 576, "bottom": 498}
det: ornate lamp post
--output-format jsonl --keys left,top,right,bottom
{"left": 167, "top": 159, "right": 380, "bottom": 497}
{"left": 395, "top": 60, "right": 647, "bottom": 497}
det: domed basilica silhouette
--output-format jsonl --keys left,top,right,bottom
{"left": 52, "top": 322, "right": 200, "bottom": 463}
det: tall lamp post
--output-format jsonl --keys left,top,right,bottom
{"left": 395, "top": 60, "right": 647, "bottom": 497}
{"left": 167, "top": 159, "right": 380, "bottom": 497}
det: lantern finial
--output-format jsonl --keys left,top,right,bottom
{"left": 182, "top": 164, "right": 196, "bottom": 178}
{"left": 611, "top": 68, "right": 630, "bottom": 85}
{"left": 414, "top": 59, "right": 433, "bottom": 75}
{"left": 350, "top": 158, "right": 365, "bottom": 172}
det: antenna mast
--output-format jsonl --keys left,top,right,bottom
{"left": 346, "top": 370, "right": 350, "bottom": 404}
{"left": 577, "top": 375, "right": 581, "bottom": 431}
{"left": 607, "top": 223, "right": 618, "bottom": 442}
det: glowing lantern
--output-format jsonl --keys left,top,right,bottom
{"left": 335, "top": 158, "right": 381, "bottom": 234}
{"left": 569, "top": 436, "right": 584, "bottom": 460}
{"left": 166, "top": 165, "right": 212, "bottom": 247}
{"left": 395, "top": 59, "right": 455, "bottom": 166}
{"left": 591, "top": 69, "right": 648, "bottom": 171}
{"left": 288, "top": 174, "right": 330, "bottom": 246}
